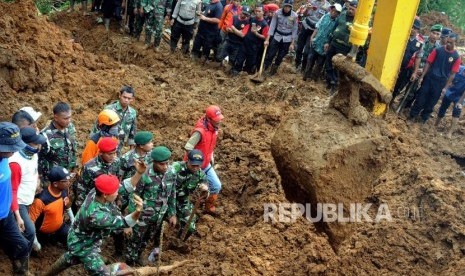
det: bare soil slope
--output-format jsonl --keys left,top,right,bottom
{"left": 0, "top": 1, "right": 464, "bottom": 275}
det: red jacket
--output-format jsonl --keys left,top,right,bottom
{"left": 187, "top": 117, "right": 218, "bottom": 169}
{"left": 219, "top": 4, "right": 241, "bottom": 33}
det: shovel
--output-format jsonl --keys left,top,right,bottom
{"left": 251, "top": 44, "right": 268, "bottom": 83}
{"left": 180, "top": 196, "right": 203, "bottom": 241}
{"left": 172, "top": 185, "right": 208, "bottom": 249}
{"left": 123, "top": 0, "right": 130, "bottom": 33}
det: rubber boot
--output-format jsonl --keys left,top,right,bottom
{"left": 104, "top": 18, "right": 110, "bottom": 31}
{"left": 447, "top": 117, "right": 458, "bottom": 138}
{"left": 82, "top": 0, "right": 88, "bottom": 15}
{"left": 303, "top": 63, "right": 312, "bottom": 81}
{"left": 434, "top": 116, "right": 442, "bottom": 127}
{"left": 269, "top": 64, "right": 278, "bottom": 76}
{"left": 204, "top": 194, "right": 218, "bottom": 214}
{"left": 144, "top": 33, "right": 152, "bottom": 49}
{"left": 12, "top": 257, "right": 29, "bottom": 276}
{"left": 154, "top": 40, "right": 160, "bottom": 52}
{"left": 181, "top": 44, "right": 189, "bottom": 55}
{"left": 42, "top": 255, "right": 72, "bottom": 276}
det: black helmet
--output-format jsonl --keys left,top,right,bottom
{"left": 242, "top": 5, "right": 251, "bottom": 16}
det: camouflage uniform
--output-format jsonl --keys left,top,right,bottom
{"left": 92, "top": 101, "right": 137, "bottom": 155}
{"left": 63, "top": 189, "right": 137, "bottom": 275}
{"left": 38, "top": 122, "right": 78, "bottom": 182}
{"left": 124, "top": 164, "right": 176, "bottom": 264}
{"left": 74, "top": 156, "right": 120, "bottom": 210}
{"left": 117, "top": 150, "right": 152, "bottom": 210}
{"left": 165, "top": 161, "right": 206, "bottom": 234}
{"left": 139, "top": 0, "right": 173, "bottom": 47}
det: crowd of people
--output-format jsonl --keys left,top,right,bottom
{"left": 0, "top": 87, "right": 224, "bottom": 275}
{"left": 75, "top": 0, "right": 465, "bottom": 133}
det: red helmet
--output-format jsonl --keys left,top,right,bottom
{"left": 205, "top": 105, "right": 224, "bottom": 122}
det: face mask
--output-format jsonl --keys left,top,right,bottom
{"left": 101, "top": 125, "right": 119, "bottom": 137}
{"left": 108, "top": 125, "right": 119, "bottom": 136}
{"left": 24, "top": 145, "right": 39, "bottom": 155}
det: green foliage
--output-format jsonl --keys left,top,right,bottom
{"left": 241, "top": 0, "right": 259, "bottom": 8}
{"left": 35, "top": 0, "right": 53, "bottom": 14}
{"left": 418, "top": 0, "right": 465, "bottom": 31}
{"left": 34, "top": 0, "right": 69, "bottom": 15}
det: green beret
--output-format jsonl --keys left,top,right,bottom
{"left": 431, "top": 24, "right": 443, "bottom": 32}
{"left": 151, "top": 146, "right": 171, "bottom": 162}
{"left": 134, "top": 131, "right": 153, "bottom": 145}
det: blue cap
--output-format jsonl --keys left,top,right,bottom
{"left": 0, "top": 122, "right": 26, "bottom": 153}
{"left": 48, "top": 166, "right": 71, "bottom": 183}
{"left": 188, "top": 149, "right": 204, "bottom": 166}
{"left": 441, "top": 27, "right": 452, "bottom": 38}
{"left": 283, "top": 0, "right": 294, "bottom": 7}
{"left": 349, "top": 0, "right": 358, "bottom": 7}
{"left": 20, "top": 127, "right": 46, "bottom": 145}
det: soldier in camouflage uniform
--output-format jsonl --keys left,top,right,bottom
{"left": 43, "top": 174, "right": 144, "bottom": 276}
{"left": 165, "top": 149, "right": 207, "bottom": 240}
{"left": 124, "top": 146, "right": 177, "bottom": 266}
{"left": 138, "top": 0, "right": 173, "bottom": 51}
{"left": 92, "top": 86, "right": 137, "bottom": 156}
{"left": 118, "top": 131, "right": 154, "bottom": 211}
{"left": 38, "top": 102, "right": 77, "bottom": 184}
{"left": 74, "top": 137, "right": 120, "bottom": 211}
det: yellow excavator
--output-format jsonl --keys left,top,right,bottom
{"left": 335, "top": 0, "right": 421, "bottom": 116}
{"left": 270, "top": 0, "right": 423, "bottom": 247}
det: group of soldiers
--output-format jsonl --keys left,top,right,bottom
{"left": 0, "top": 86, "right": 225, "bottom": 275}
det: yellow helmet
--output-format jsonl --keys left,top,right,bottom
{"left": 97, "top": 110, "right": 120, "bottom": 126}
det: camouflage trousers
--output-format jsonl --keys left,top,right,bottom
{"left": 178, "top": 201, "right": 197, "bottom": 234}
{"left": 142, "top": 10, "right": 165, "bottom": 47}
{"left": 63, "top": 251, "right": 110, "bottom": 276}
{"left": 124, "top": 221, "right": 162, "bottom": 264}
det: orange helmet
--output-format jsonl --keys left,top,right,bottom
{"left": 98, "top": 110, "right": 120, "bottom": 126}
{"left": 205, "top": 105, "right": 224, "bottom": 122}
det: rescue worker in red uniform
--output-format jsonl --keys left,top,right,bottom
{"left": 184, "top": 105, "right": 224, "bottom": 214}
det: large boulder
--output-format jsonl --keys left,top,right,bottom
{"left": 271, "top": 105, "right": 390, "bottom": 248}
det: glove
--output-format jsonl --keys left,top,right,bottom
{"left": 66, "top": 208, "right": 75, "bottom": 224}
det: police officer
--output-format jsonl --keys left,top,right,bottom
{"left": 263, "top": 0, "right": 299, "bottom": 76}
{"left": 170, "top": 0, "right": 202, "bottom": 54}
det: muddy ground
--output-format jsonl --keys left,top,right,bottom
{"left": 1, "top": 1, "right": 465, "bottom": 275}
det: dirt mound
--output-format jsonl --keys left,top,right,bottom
{"left": 420, "top": 11, "right": 464, "bottom": 42}
{"left": 272, "top": 106, "right": 465, "bottom": 274}
{"left": 1, "top": 1, "right": 465, "bottom": 275}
